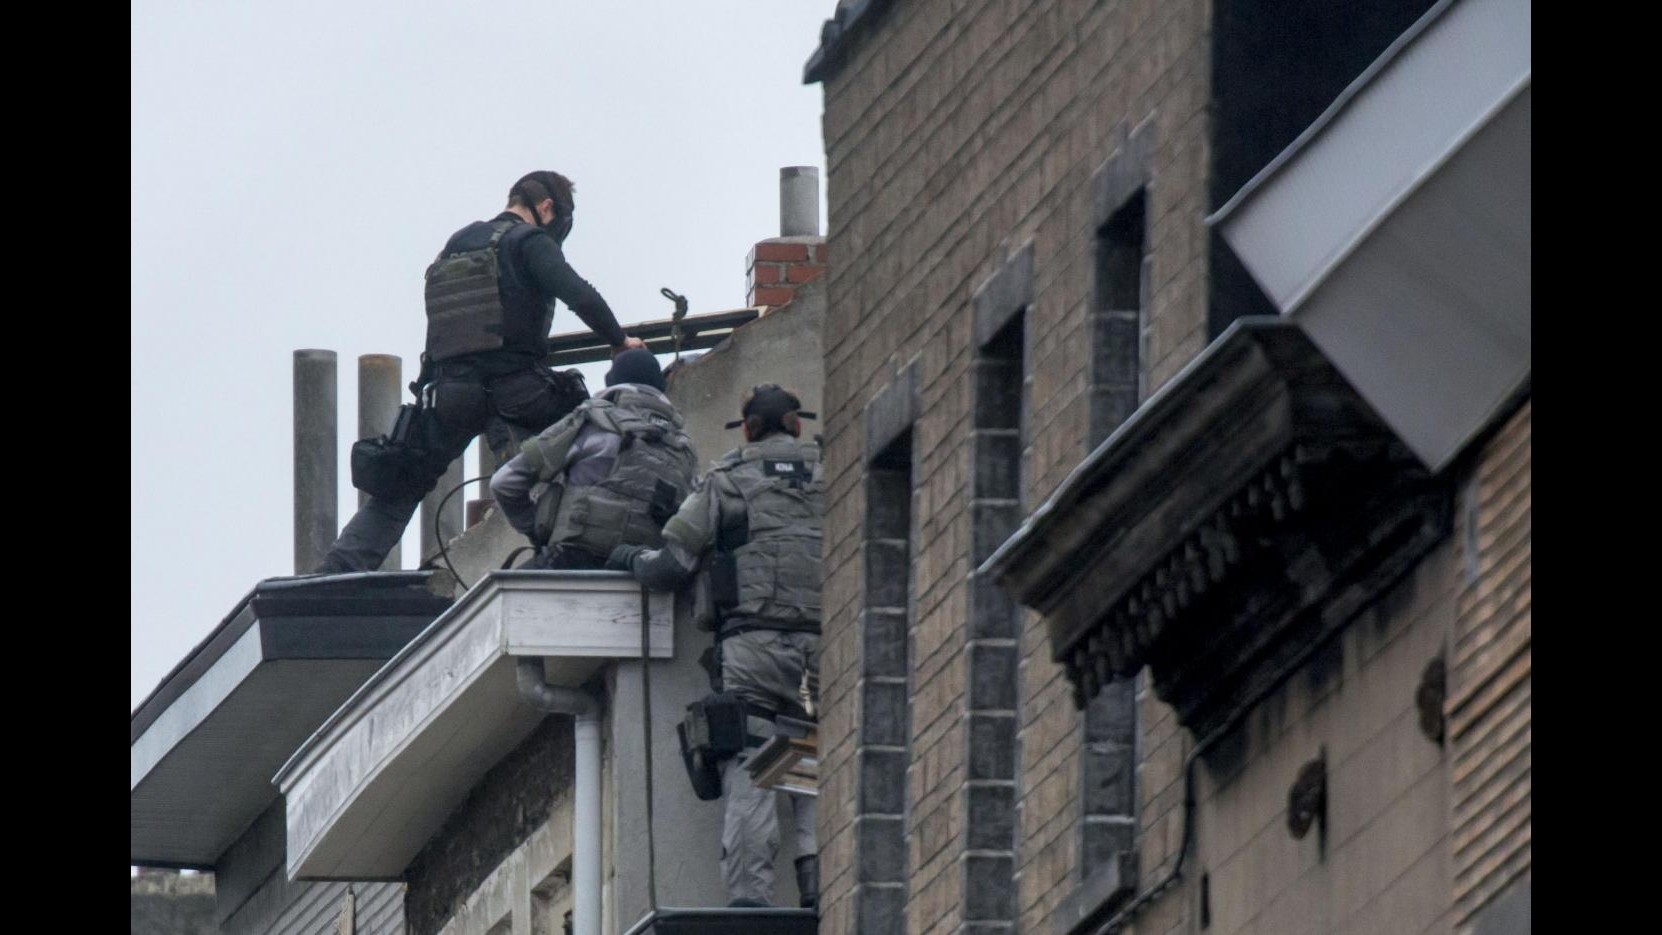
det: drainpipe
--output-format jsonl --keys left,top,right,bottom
{"left": 516, "top": 659, "right": 602, "bottom": 935}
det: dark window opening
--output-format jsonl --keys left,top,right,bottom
{"left": 962, "top": 312, "right": 1025, "bottom": 924}
{"left": 854, "top": 429, "right": 913, "bottom": 935}
{"left": 1090, "top": 190, "right": 1147, "bottom": 447}
{"left": 1208, "top": 0, "right": 1441, "bottom": 337}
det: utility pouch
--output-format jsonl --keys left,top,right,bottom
{"left": 649, "top": 479, "right": 680, "bottom": 526}
{"left": 677, "top": 721, "right": 724, "bottom": 801}
{"left": 350, "top": 436, "right": 435, "bottom": 501}
{"left": 709, "top": 551, "right": 740, "bottom": 615}
{"left": 678, "top": 691, "right": 755, "bottom": 798}
{"left": 541, "top": 367, "right": 591, "bottom": 423}
{"left": 389, "top": 403, "right": 420, "bottom": 446}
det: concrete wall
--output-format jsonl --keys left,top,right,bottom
{"left": 1186, "top": 542, "right": 1458, "bottom": 935}
{"left": 813, "top": 2, "right": 1216, "bottom": 931}
{"left": 434, "top": 789, "right": 577, "bottom": 935}
{"left": 214, "top": 800, "right": 405, "bottom": 935}
{"left": 668, "top": 278, "right": 826, "bottom": 467}
{"left": 404, "top": 717, "right": 576, "bottom": 935}
{"left": 131, "top": 870, "right": 215, "bottom": 935}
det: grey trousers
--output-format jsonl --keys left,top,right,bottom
{"left": 719, "top": 629, "right": 820, "bottom": 905}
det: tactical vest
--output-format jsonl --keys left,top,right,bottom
{"left": 706, "top": 438, "right": 825, "bottom": 636}
{"left": 520, "top": 388, "right": 698, "bottom": 557}
{"left": 423, "top": 219, "right": 553, "bottom": 362}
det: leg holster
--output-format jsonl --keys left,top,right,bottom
{"left": 678, "top": 691, "right": 766, "bottom": 801}
{"left": 350, "top": 404, "right": 439, "bottom": 501}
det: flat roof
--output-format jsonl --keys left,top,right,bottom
{"left": 131, "top": 572, "right": 452, "bottom": 867}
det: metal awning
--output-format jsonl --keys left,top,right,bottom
{"left": 1210, "top": 0, "right": 1530, "bottom": 472}
{"left": 275, "top": 571, "right": 671, "bottom": 882}
{"left": 130, "top": 572, "right": 452, "bottom": 868}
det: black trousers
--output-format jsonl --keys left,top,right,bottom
{"left": 317, "top": 366, "right": 581, "bottom": 573}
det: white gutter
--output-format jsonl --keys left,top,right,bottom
{"left": 515, "top": 659, "right": 603, "bottom": 935}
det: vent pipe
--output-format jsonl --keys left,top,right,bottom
{"left": 358, "top": 354, "right": 402, "bottom": 570}
{"left": 293, "top": 350, "right": 338, "bottom": 574}
{"left": 780, "top": 166, "right": 820, "bottom": 237}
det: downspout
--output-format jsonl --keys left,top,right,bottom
{"left": 516, "top": 659, "right": 602, "bottom": 935}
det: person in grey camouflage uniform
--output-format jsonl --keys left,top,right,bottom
{"left": 609, "top": 384, "right": 822, "bottom": 910}
{"left": 490, "top": 349, "right": 697, "bottom": 569}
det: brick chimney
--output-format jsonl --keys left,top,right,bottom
{"left": 746, "top": 166, "right": 827, "bottom": 308}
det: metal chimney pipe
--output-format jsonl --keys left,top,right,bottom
{"left": 476, "top": 436, "right": 499, "bottom": 506}
{"left": 780, "top": 166, "right": 820, "bottom": 237}
{"left": 293, "top": 349, "right": 338, "bottom": 574}
{"left": 358, "top": 354, "right": 403, "bottom": 570}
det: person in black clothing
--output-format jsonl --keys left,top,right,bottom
{"left": 315, "top": 170, "right": 645, "bottom": 574}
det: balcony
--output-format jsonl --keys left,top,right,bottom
{"left": 274, "top": 570, "right": 671, "bottom": 881}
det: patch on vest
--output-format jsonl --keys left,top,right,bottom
{"left": 762, "top": 459, "right": 810, "bottom": 481}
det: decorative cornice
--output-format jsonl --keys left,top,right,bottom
{"left": 984, "top": 319, "right": 1451, "bottom": 728}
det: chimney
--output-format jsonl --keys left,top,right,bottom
{"left": 746, "top": 166, "right": 828, "bottom": 309}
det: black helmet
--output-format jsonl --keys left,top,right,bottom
{"left": 726, "top": 384, "right": 816, "bottom": 431}
{"left": 510, "top": 170, "right": 575, "bottom": 244}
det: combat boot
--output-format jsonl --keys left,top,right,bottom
{"left": 794, "top": 855, "right": 819, "bottom": 910}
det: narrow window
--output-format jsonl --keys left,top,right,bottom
{"left": 1081, "top": 189, "right": 1146, "bottom": 888}
{"left": 854, "top": 430, "right": 913, "bottom": 935}
{"left": 963, "top": 312, "right": 1025, "bottom": 924}
{"left": 1090, "top": 190, "right": 1147, "bottom": 445}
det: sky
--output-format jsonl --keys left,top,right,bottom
{"left": 131, "top": 1, "right": 833, "bottom": 710}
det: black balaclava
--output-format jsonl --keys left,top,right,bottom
{"left": 605, "top": 348, "right": 666, "bottom": 392}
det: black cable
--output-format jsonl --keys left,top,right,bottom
{"left": 432, "top": 474, "right": 491, "bottom": 589}
{"left": 501, "top": 545, "right": 538, "bottom": 570}
{"left": 640, "top": 586, "right": 660, "bottom": 913}
{"left": 1085, "top": 609, "right": 1373, "bottom": 935}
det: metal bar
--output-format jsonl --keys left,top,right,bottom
{"left": 544, "top": 308, "right": 762, "bottom": 367}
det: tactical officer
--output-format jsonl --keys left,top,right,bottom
{"left": 490, "top": 349, "right": 698, "bottom": 569}
{"left": 608, "top": 385, "right": 823, "bottom": 910}
{"left": 316, "top": 170, "right": 645, "bottom": 574}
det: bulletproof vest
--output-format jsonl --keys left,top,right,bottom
{"left": 523, "top": 388, "right": 698, "bottom": 557}
{"left": 423, "top": 219, "right": 553, "bottom": 362}
{"left": 707, "top": 437, "right": 825, "bottom": 636}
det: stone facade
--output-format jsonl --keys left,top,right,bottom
{"left": 813, "top": 2, "right": 1215, "bottom": 931}
{"left": 809, "top": 2, "right": 1525, "bottom": 935}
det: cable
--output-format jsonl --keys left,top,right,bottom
{"left": 640, "top": 585, "right": 660, "bottom": 913}
{"left": 431, "top": 474, "right": 491, "bottom": 589}
{"left": 501, "top": 545, "right": 538, "bottom": 570}
{"left": 1084, "top": 604, "right": 1377, "bottom": 935}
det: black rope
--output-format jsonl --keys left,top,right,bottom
{"left": 660, "top": 287, "right": 688, "bottom": 364}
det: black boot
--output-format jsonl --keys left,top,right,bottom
{"left": 794, "top": 855, "right": 819, "bottom": 910}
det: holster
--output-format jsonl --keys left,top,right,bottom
{"left": 677, "top": 691, "right": 753, "bottom": 801}
{"left": 349, "top": 403, "right": 437, "bottom": 501}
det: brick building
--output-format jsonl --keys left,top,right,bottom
{"left": 804, "top": 1, "right": 1528, "bottom": 934}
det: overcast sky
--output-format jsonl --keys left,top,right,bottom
{"left": 131, "top": 1, "right": 832, "bottom": 710}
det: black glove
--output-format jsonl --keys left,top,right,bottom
{"left": 607, "top": 544, "right": 646, "bottom": 572}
